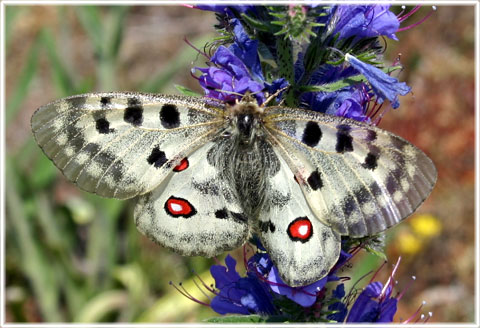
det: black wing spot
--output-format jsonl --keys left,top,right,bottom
{"left": 124, "top": 98, "right": 143, "bottom": 126}
{"left": 100, "top": 96, "right": 112, "bottom": 107}
{"left": 366, "top": 129, "right": 377, "bottom": 141}
{"left": 160, "top": 104, "right": 181, "bottom": 129}
{"left": 66, "top": 126, "right": 86, "bottom": 152}
{"left": 336, "top": 124, "right": 353, "bottom": 153}
{"left": 307, "top": 169, "right": 323, "bottom": 190}
{"left": 95, "top": 151, "right": 116, "bottom": 170}
{"left": 353, "top": 186, "right": 371, "bottom": 205}
{"left": 215, "top": 208, "right": 229, "bottom": 219}
{"left": 301, "top": 121, "right": 322, "bottom": 147}
{"left": 362, "top": 152, "right": 379, "bottom": 170}
{"left": 369, "top": 181, "right": 382, "bottom": 197}
{"left": 110, "top": 161, "right": 125, "bottom": 182}
{"left": 231, "top": 212, "right": 248, "bottom": 223}
{"left": 95, "top": 117, "right": 114, "bottom": 134}
{"left": 147, "top": 146, "right": 167, "bottom": 168}
{"left": 386, "top": 174, "right": 399, "bottom": 193}
{"left": 259, "top": 220, "right": 276, "bottom": 233}
{"left": 342, "top": 195, "right": 356, "bottom": 216}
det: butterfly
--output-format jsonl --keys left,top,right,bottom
{"left": 31, "top": 92, "right": 437, "bottom": 287}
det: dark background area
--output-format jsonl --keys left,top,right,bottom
{"left": 4, "top": 5, "right": 475, "bottom": 323}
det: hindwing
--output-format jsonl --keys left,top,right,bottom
{"left": 258, "top": 149, "right": 341, "bottom": 286}
{"left": 134, "top": 142, "right": 250, "bottom": 257}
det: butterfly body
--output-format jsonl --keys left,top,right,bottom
{"left": 31, "top": 92, "right": 436, "bottom": 286}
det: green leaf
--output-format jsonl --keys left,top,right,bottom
{"left": 275, "top": 37, "right": 297, "bottom": 107}
{"left": 74, "top": 290, "right": 129, "bottom": 322}
{"left": 75, "top": 6, "right": 104, "bottom": 57}
{"left": 206, "top": 314, "right": 289, "bottom": 323}
{"left": 107, "top": 6, "right": 129, "bottom": 59}
{"left": 5, "top": 161, "right": 64, "bottom": 321}
{"left": 5, "top": 6, "right": 23, "bottom": 49}
{"left": 40, "top": 29, "right": 77, "bottom": 96}
{"left": 6, "top": 34, "right": 40, "bottom": 125}
{"left": 240, "top": 12, "right": 271, "bottom": 32}
{"left": 299, "top": 75, "right": 367, "bottom": 93}
{"left": 365, "top": 246, "right": 387, "bottom": 261}
{"left": 28, "top": 151, "right": 57, "bottom": 190}
{"left": 138, "top": 34, "right": 214, "bottom": 93}
{"left": 257, "top": 42, "right": 277, "bottom": 69}
{"left": 174, "top": 84, "right": 202, "bottom": 97}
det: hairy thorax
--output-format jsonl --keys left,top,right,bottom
{"left": 209, "top": 100, "right": 280, "bottom": 220}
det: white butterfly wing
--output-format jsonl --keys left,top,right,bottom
{"left": 31, "top": 93, "right": 224, "bottom": 199}
{"left": 134, "top": 142, "right": 250, "bottom": 257}
{"left": 265, "top": 106, "right": 437, "bottom": 237}
{"left": 258, "top": 149, "right": 341, "bottom": 287}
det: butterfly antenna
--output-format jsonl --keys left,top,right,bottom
{"left": 261, "top": 85, "right": 290, "bottom": 107}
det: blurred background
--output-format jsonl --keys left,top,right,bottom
{"left": 4, "top": 5, "right": 475, "bottom": 323}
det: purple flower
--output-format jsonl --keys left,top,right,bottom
{"left": 344, "top": 257, "right": 405, "bottom": 323}
{"left": 267, "top": 264, "right": 327, "bottom": 307}
{"left": 195, "top": 18, "right": 288, "bottom": 104}
{"left": 229, "top": 18, "right": 264, "bottom": 82}
{"left": 249, "top": 252, "right": 349, "bottom": 307}
{"left": 345, "top": 53, "right": 411, "bottom": 109}
{"left": 346, "top": 281, "right": 398, "bottom": 322}
{"left": 191, "top": 4, "right": 257, "bottom": 17}
{"left": 327, "top": 284, "right": 348, "bottom": 322}
{"left": 210, "top": 255, "right": 276, "bottom": 315}
{"left": 331, "top": 5, "right": 400, "bottom": 41}
{"left": 302, "top": 87, "right": 371, "bottom": 122}
{"left": 195, "top": 46, "right": 265, "bottom": 103}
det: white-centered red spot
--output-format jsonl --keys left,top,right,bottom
{"left": 287, "top": 217, "right": 313, "bottom": 243}
{"left": 173, "top": 158, "right": 189, "bottom": 172}
{"left": 164, "top": 196, "right": 196, "bottom": 218}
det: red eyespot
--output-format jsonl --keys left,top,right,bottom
{"left": 173, "top": 158, "right": 189, "bottom": 172}
{"left": 164, "top": 196, "right": 196, "bottom": 218}
{"left": 287, "top": 217, "right": 313, "bottom": 243}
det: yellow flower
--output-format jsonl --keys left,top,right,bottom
{"left": 410, "top": 214, "right": 442, "bottom": 238}
{"left": 397, "top": 231, "right": 422, "bottom": 255}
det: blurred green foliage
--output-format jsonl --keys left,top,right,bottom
{"left": 5, "top": 6, "right": 217, "bottom": 323}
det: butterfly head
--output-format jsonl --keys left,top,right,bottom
{"left": 226, "top": 98, "right": 264, "bottom": 145}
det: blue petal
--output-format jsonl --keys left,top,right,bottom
{"left": 332, "top": 283, "right": 346, "bottom": 299}
{"left": 378, "top": 298, "right": 398, "bottom": 322}
{"left": 327, "top": 301, "right": 348, "bottom": 322}
{"left": 345, "top": 53, "right": 411, "bottom": 109}
{"left": 347, "top": 297, "right": 380, "bottom": 322}
{"left": 331, "top": 5, "right": 399, "bottom": 40}
{"left": 229, "top": 19, "right": 264, "bottom": 81}
{"left": 210, "top": 294, "right": 250, "bottom": 315}
{"left": 210, "top": 255, "right": 241, "bottom": 290}
{"left": 194, "top": 5, "right": 256, "bottom": 16}
{"left": 237, "top": 277, "right": 276, "bottom": 315}
{"left": 267, "top": 265, "right": 326, "bottom": 307}
{"left": 363, "top": 281, "right": 384, "bottom": 298}
{"left": 264, "top": 78, "right": 289, "bottom": 102}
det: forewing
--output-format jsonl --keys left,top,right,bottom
{"left": 264, "top": 106, "right": 437, "bottom": 237}
{"left": 31, "top": 92, "right": 224, "bottom": 199}
{"left": 258, "top": 148, "right": 341, "bottom": 287}
{"left": 134, "top": 142, "right": 249, "bottom": 257}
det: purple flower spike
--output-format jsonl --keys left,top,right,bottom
{"left": 229, "top": 19, "right": 264, "bottom": 82}
{"left": 345, "top": 53, "right": 411, "bottom": 109}
{"left": 210, "top": 254, "right": 242, "bottom": 290}
{"left": 210, "top": 255, "right": 276, "bottom": 315}
{"left": 195, "top": 46, "right": 265, "bottom": 103}
{"left": 332, "top": 5, "right": 400, "bottom": 40}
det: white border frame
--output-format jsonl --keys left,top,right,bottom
{"left": 1, "top": 1, "right": 478, "bottom": 327}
